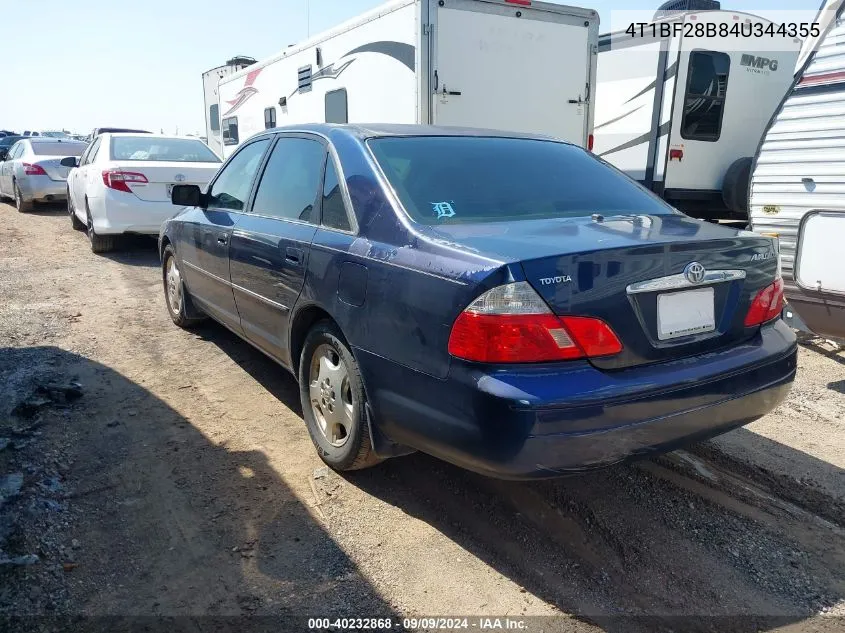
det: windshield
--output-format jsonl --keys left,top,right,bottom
{"left": 30, "top": 142, "right": 87, "bottom": 156}
{"left": 111, "top": 136, "right": 220, "bottom": 163}
{"left": 0, "top": 136, "right": 23, "bottom": 147}
{"left": 367, "top": 136, "right": 674, "bottom": 225}
{"left": 41, "top": 131, "right": 71, "bottom": 139}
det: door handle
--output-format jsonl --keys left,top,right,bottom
{"left": 217, "top": 235, "right": 228, "bottom": 245}
{"left": 285, "top": 247, "right": 304, "bottom": 265}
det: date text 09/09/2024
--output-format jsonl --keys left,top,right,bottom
{"left": 626, "top": 21, "right": 820, "bottom": 39}
{"left": 307, "top": 617, "right": 529, "bottom": 630}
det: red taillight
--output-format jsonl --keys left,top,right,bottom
{"left": 447, "top": 282, "right": 622, "bottom": 363}
{"left": 669, "top": 149, "right": 684, "bottom": 161}
{"left": 23, "top": 163, "right": 47, "bottom": 176}
{"left": 505, "top": 0, "right": 531, "bottom": 5}
{"left": 102, "top": 169, "right": 148, "bottom": 193}
{"left": 744, "top": 278, "right": 784, "bottom": 327}
{"left": 587, "top": 134, "right": 594, "bottom": 151}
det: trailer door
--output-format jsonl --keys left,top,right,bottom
{"left": 432, "top": 0, "right": 594, "bottom": 146}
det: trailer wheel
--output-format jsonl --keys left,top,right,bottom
{"left": 722, "top": 157, "right": 753, "bottom": 218}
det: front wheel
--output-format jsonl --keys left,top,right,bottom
{"left": 161, "top": 244, "right": 205, "bottom": 328}
{"left": 68, "top": 190, "right": 84, "bottom": 230}
{"left": 299, "top": 321, "right": 382, "bottom": 471}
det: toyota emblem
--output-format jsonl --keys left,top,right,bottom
{"left": 684, "top": 262, "right": 706, "bottom": 284}
{"left": 174, "top": 174, "right": 186, "bottom": 182}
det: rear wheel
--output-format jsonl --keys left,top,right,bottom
{"left": 299, "top": 321, "right": 382, "bottom": 471}
{"left": 68, "top": 190, "right": 84, "bottom": 230}
{"left": 86, "top": 204, "right": 115, "bottom": 253}
{"left": 14, "top": 182, "right": 32, "bottom": 213}
{"left": 162, "top": 244, "right": 205, "bottom": 328}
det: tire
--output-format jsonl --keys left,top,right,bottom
{"left": 299, "top": 321, "right": 382, "bottom": 471}
{"left": 161, "top": 244, "right": 205, "bottom": 328}
{"left": 721, "top": 157, "right": 753, "bottom": 218}
{"left": 68, "top": 190, "right": 84, "bottom": 230}
{"left": 86, "top": 204, "right": 115, "bottom": 253}
{"left": 14, "top": 182, "right": 33, "bottom": 213}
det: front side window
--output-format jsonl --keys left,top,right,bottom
{"left": 264, "top": 107, "right": 276, "bottom": 130}
{"left": 681, "top": 50, "right": 730, "bottom": 142}
{"left": 321, "top": 156, "right": 351, "bottom": 231}
{"left": 368, "top": 136, "right": 674, "bottom": 225}
{"left": 207, "top": 139, "right": 270, "bottom": 211}
{"left": 210, "top": 104, "right": 220, "bottom": 132}
{"left": 222, "top": 117, "right": 239, "bottom": 146}
{"left": 110, "top": 137, "right": 220, "bottom": 163}
{"left": 325, "top": 89, "right": 348, "bottom": 124}
{"left": 251, "top": 137, "right": 325, "bottom": 223}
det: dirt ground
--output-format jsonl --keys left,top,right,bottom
{"left": 1, "top": 201, "right": 844, "bottom": 633}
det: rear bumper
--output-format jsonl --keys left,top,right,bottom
{"left": 357, "top": 320, "right": 797, "bottom": 479}
{"left": 92, "top": 191, "right": 179, "bottom": 235}
{"left": 17, "top": 175, "right": 67, "bottom": 201}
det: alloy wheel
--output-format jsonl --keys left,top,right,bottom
{"left": 308, "top": 344, "right": 355, "bottom": 447}
{"left": 165, "top": 256, "right": 183, "bottom": 314}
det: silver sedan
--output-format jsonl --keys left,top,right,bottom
{"left": 0, "top": 138, "right": 87, "bottom": 212}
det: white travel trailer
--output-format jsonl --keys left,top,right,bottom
{"left": 594, "top": 1, "right": 802, "bottom": 219}
{"left": 214, "top": 0, "right": 599, "bottom": 158}
{"left": 749, "top": 0, "right": 845, "bottom": 341}
{"left": 202, "top": 56, "right": 256, "bottom": 156}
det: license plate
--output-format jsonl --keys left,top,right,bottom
{"left": 657, "top": 288, "right": 715, "bottom": 340}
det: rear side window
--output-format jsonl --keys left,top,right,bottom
{"left": 368, "top": 136, "right": 673, "bottom": 225}
{"left": 209, "top": 104, "right": 220, "bottom": 132}
{"left": 322, "top": 157, "right": 351, "bottom": 231}
{"left": 30, "top": 142, "right": 86, "bottom": 156}
{"left": 110, "top": 137, "right": 220, "bottom": 162}
{"left": 251, "top": 137, "right": 325, "bottom": 223}
{"left": 222, "top": 117, "right": 239, "bottom": 145}
{"left": 207, "top": 139, "right": 270, "bottom": 211}
{"left": 681, "top": 50, "right": 730, "bottom": 142}
{"left": 325, "top": 89, "right": 348, "bottom": 124}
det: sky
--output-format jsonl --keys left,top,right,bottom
{"left": 1, "top": 0, "right": 822, "bottom": 136}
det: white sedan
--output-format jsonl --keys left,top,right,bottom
{"left": 65, "top": 133, "right": 222, "bottom": 253}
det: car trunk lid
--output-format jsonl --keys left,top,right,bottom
{"left": 425, "top": 214, "right": 780, "bottom": 369}
{"left": 114, "top": 162, "right": 219, "bottom": 202}
{"left": 35, "top": 158, "right": 72, "bottom": 182}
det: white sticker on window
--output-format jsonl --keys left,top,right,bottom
{"left": 431, "top": 201, "right": 456, "bottom": 219}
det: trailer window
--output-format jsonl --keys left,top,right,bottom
{"left": 209, "top": 104, "right": 220, "bottom": 132}
{"left": 325, "top": 89, "right": 348, "bottom": 124}
{"left": 222, "top": 117, "right": 239, "bottom": 146}
{"left": 264, "top": 107, "right": 276, "bottom": 130}
{"left": 298, "top": 65, "right": 313, "bottom": 93}
{"left": 681, "top": 50, "right": 730, "bottom": 142}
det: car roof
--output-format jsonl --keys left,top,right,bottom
{"left": 255, "top": 123, "right": 562, "bottom": 143}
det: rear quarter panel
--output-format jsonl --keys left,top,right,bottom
{"left": 298, "top": 130, "right": 510, "bottom": 379}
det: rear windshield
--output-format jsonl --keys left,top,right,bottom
{"left": 110, "top": 137, "right": 220, "bottom": 163}
{"left": 30, "top": 142, "right": 86, "bottom": 156}
{"left": 367, "top": 136, "right": 673, "bottom": 225}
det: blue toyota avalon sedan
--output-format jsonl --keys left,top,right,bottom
{"left": 159, "top": 124, "right": 796, "bottom": 479}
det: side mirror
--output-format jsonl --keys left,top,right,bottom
{"left": 60, "top": 156, "right": 79, "bottom": 168}
{"left": 0, "top": 150, "right": 7, "bottom": 161}
{"left": 171, "top": 184, "right": 204, "bottom": 207}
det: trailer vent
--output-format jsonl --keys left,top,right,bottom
{"left": 298, "top": 65, "right": 313, "bottom": 93}
{"left": 654, "top": 0, "right": 719, "bottom": 18}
